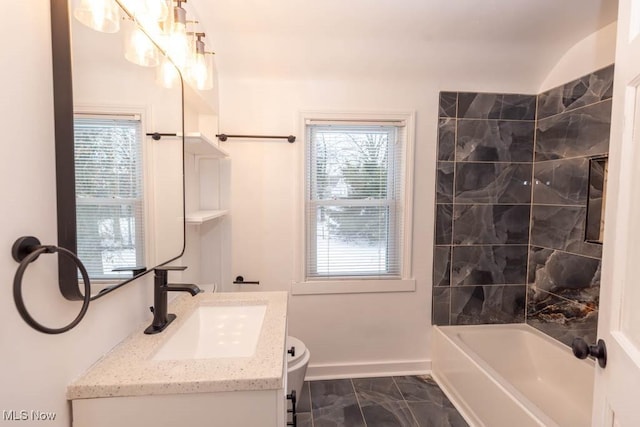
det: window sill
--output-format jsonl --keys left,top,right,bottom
{"left": 291, "top": 279, "right": 416, "bottom": 295}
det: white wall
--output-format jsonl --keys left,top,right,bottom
{"left": 0, "top": 3, "right": 158, "bottom": 425}
{"left": 218, "top": 76, "right": 527, "bottom": 377}
{"left": 539, "top": 22, "right": 617, "bottom": 92}
{"left": 219, "top": 20, "right": 619, "bottom": 377}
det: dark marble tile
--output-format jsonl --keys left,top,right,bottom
{"left": 298, "top": 381, "right": 312, "bottom": 413}
{"left": 436, "top": 162, "right": 454, "bottom": 203}
{"left": 394, "top": 375, "right": 447, "bottom": 403}
{"left": 359, "top": 400, "right": 417, "bottom": 427}
{"left": 352, "top": 377, "right": 403, "bottom": 400}
{"left": 451, "top": 285, "right": 526, "bottom": 325}
{"left": 297, "top": 412, "right": 313, "bottom": 427}
{"left": 452, "top": 204, "right": 530, "bottom": 245}
{"left": 311, "top": 379, "right": 365, "bottom": 427}
{"left": 432, "top": 287, "right": 451, "bottom": 326}
{"left": 527, "top": 246, "right": 600, "bottom": 303}
{"left": 439, "top": 92, "right": 457, "bottom": 118}
{"left": 535, "top": 99, "right": 612, "bottom": 161}
{"left": 456, "top": 120, "right": 534, "bottom": 162}
{"left": 435, "top": 204, "right": 453, "bottom": 245}
{"left": 451, "top": 245, "right": 528, "bottom": 286}
{"left": 353, "top": 377, "right": 417, "bottom": 427}
{"left": 457, "top": 92, "right": 502, "bottom": 119}
{"left": 527, "top": 287, "right": 598, "bottom": 347}
{"left": 433, "top": 246, "right": 451, "bottom": 287}
{"left": 530, "top": 205, "right": 602, "bottom": 258}
{"left": 457, "top": 92, "right": 535, "bottom": 120}
{"left": 500, "top": 94, "right": 536, "bottom": 121}
{"left": 408, "top": 401, "right": 469, "bottom": 427}
{"left": 438, "top": 119, "right": 456, "bottom": 161}
{"left": 537, "top": 65, "right": 614, "bottom": 119}
{"left": 455, "top": 162, "right": 532, "bottom": 204}
{"left": 533, "top": 158, "right": 589, "bottom": 205}
{"left": 397, "top": 375, "right": 469, "bottom": 425}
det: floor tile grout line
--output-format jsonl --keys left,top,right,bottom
{"left": 350, "top": 378, "right": 368, "bottom": 427}
{"left": 306, "top": 382, "right": 315, "bottom": 427}
{"left": 392, "top": 376, "right": 421, "bottom": 427}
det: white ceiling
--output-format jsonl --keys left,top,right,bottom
{"left": 191, "top": 0, "right": 618, "bottom": 88}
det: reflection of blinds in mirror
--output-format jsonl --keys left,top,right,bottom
{"left": 74, "top": 116, "right": 145, "bottom": 280}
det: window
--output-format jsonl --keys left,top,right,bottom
{"left": 305, "top": 118, "right": 411, "bottom": 281}
{"left": 74, "top": 115, "right": 145, "bottom": 280}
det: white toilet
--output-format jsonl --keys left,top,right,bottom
{"left": 286, "top": 336, "right": 310, "bottom": 406}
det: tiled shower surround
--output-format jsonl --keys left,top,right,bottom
{"left": 433, "top": 65, "right": 614, "bottom": 347}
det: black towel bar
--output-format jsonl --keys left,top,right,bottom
{"left": 216, "top": 134, "right": 296, "bottom": 143}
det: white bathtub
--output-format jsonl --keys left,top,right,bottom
{"left": 433, "top": 324, "right": 594, "bottom": 427}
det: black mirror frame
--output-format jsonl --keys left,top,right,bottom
{"left": 49, "top": 0, "right": 186, "bottom": 301}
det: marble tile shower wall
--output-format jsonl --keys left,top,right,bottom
{"left": 432, "top": 65, "right": 614, "bottom": 348}
{"left": 527, "top": 65, "right": 613, "bottom": 346}
{"left": 433, "top": 91, "right": 536, "bottom": 325}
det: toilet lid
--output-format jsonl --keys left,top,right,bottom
{"left": 286, "top": 336, "right": 307, "bottom": 364}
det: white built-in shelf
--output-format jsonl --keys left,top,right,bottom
{"left": 185, "top": 209, "right": 229, "bottom": 225}
{"left": 184, "top": 133, "right": 229, "bottom": 158}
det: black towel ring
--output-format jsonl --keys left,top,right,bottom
{"left": 12, "top": 236, "right": 91, "bottom": 334}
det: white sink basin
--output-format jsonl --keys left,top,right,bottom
{"left": 153, "top": 304, "right": 267, "bottom": 360}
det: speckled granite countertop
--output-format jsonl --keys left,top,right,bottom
{"left": 67, "top": 291, "right": 288, "bottom": 399}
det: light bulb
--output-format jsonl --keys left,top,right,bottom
{"left": 156, "top": 56, "right": 181, "bottom": 88}
{"left": 145, "top": 0, "right": 169, "bottom": 23}
{"left": 124, "top": 20, "right": 160, "bottom": 67}
{"left": 165, "top": 2, "right": 188, "bottom": 68}
{"left": 74, "top": 0, "right": 120, "bottom": 33}
{"left": 186, "top": 35, "right": 214, "bottom": 90}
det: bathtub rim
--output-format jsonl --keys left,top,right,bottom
{"left": 433, "top": 323, "right": 594, "bottom": 427}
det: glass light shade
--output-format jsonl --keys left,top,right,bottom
{"left": 119, "top": 0, "right": 169, "bottom": 35}
{"left": 145, "top": 0, "right": 170, "bottom": 23}
{"left": 124, "top": 21, "right": 160, "bottom": 67}
{"left": 156, "top": 56, "right": 181, "bottom": 89}
{"left": 74, "top": 0, "right": 120, "bottom": 33}
{"left": 187, "top": 53, "right": 214, "bottom": 90}
{"left": 166, "top": 31, "right": 189, "bottom": 68}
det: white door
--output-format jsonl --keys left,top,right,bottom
{"left": 592, "top": 0, "right": 640, "bottom": 425}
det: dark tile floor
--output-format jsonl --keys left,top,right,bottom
{"left": 294, "top": 375, "right": 469, "bottom": 427}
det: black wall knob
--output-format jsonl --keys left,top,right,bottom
{"left": 572, "top": 337, "right": 607, "bottom": 368}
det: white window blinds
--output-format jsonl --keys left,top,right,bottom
{"left": 305, "top": 122, "right": 406, "bottom": 279}
{"left": 74, "top": 116, "right": 145, "bottom": 280}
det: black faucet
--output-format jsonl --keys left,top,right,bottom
{"left": 144, "top": 266, "right": 202, "bottom": 335}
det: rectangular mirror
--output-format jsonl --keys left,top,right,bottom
{"left": 585, "top": 156, "right": 608, "bottom": 244}
{"left": 51, "top": 0, "right": 185, "bottom": 299}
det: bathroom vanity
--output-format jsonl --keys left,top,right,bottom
{"left": 67, "top": 292, "right": 289, "bottom": 427}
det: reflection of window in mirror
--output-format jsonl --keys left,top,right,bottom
{"left": 586, "top": 156, "right": 608, "bottom": 244}
{"left": 74, "top": 114, "right": 145, "bottom": 279}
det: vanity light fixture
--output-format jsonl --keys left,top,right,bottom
{"left": 123, "top": 19, "right": 160, "bottom": 67}
{"left": 186, "top": 33, "right": 214, "bottom": 90}
{"left": 74, "top": 0, "right": 121, "bottom": 33}
{"left": 165, "top": 0, "right": 190, "bottom": 68}
{"left": 74, "top": 0, "right": 216, "bottom": 91}
{"left": 156, "top": 55, "right": 181, "bottom": 88}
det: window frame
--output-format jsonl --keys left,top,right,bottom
{"left": 73, "top": 104, "right": 154, "bottom": 285}
{"left": 293, "top": 111, "right": 416, "bottom": 295}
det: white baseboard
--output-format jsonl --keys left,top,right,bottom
{"left": 305, "top": 359, "right": 431, "bottom": 381}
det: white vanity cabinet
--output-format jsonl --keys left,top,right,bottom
{"left": 71, "top": 380, "right": 287, "bottom": 427}
{"left": 68, "top": 292, "right": 289, "bottom": 427}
